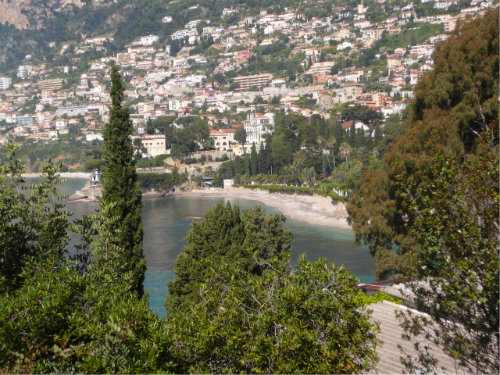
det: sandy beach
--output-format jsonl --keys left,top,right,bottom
{"left": 175, "top": 187, "right": 352, "bottom": 230}
{"left": 66, "top": 182, "right": 352, "bottom": 230}
{"left": 22, "top": 172, "right": 91, "bottom": 179}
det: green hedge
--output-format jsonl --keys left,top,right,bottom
{"left": 234, "top": 184, "right": 348, "bottom": 202}
{"left": 355, "top": 291, "right": 403, "bottom": 305}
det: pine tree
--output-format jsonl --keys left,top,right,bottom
{"left": 166, "top": 203, "right": 292, "bottom": 315}
{"left": 101, "top": 64, "right": 145, "bottom": 296}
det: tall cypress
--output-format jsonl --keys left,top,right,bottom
{"left": 101, "top": 64, "right": 145, "bottom": 296}
{"left": 250, "top": 143, "right": 258, "bottom": 175}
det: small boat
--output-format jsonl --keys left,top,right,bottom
{"left": 185, "top": 216, "right": 202, "bottom": 221}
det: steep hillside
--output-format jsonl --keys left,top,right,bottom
{"left": 0, "top": 0, "right": 84, "bottom": 30}
{"left": 0, "top": 0, "right": 315, "bottom": 72}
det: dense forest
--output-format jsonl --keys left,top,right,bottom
{"left": 0, "top": 8, "right": 498, "bottom": 375}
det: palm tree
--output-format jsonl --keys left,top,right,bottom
{"left": 340, "top": 142, "right": 352, "bottom": 162}
{"left": 325, "top": 135, "right": 336, "bottom": 170}
{"left": 316, "top": 135, "right": 326, "bottom": 176}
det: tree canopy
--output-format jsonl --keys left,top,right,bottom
{"left": 166, "top": 202, "right": 379, "bottom": 374}
{"left": 347, "top": 9, "right": 499, "bottom": 279}
{"left": 347, "top": 9, "right": 499, "bottom": 372}
{"left": 165, "top": 202, "right": 292, "bottom": 314}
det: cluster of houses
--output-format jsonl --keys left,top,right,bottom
{"left": 0, "top": 0, "right": 495, "bottom": 155}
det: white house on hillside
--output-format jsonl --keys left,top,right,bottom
{"left": 243, "top": 113, "right": 274, "bottom": 144}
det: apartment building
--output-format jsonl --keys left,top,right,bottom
{"left": 17, "top": 65, "right": 32, "bottom": 79}
{"left": 0, "top": 77, "right": 12, "bottom": 90}
{"left": 38, "top": 78, "right": 64, "bottom": 91}
{"left": 233, "top": 73, "right": 273, "bottom": 90}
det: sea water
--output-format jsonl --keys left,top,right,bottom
{"left": 59, "top": 179, "right": 375, "bottom": 317}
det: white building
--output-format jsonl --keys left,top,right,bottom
{"left": 86, "top": 133, "right": 104, "bottom": 142}
{"left": 141, "top": 134, "right": 167, "bottom": 157}
{"left": 0, "top": 77, "right": 12, "bottom": 90}
{"left": 139, "top": 35, "right": 159, "bottom": 46}
{"left": 17, "top": 65, "right": 32, "bottom": 79}
{"left": 244, "top": 113, "right": 274, "bottom": 144}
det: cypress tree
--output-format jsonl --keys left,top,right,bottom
{"left": 101, "top": 64, "right": 145, "bottom": 296}
{"left": 250, "top": 143, "right": 258, "bottom": 175}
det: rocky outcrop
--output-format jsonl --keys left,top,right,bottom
{"left": 0, "top": 0, "right": 84, "bottom": 30}
{"left": 0, "top": 1, "right": 29, "bottom": 29}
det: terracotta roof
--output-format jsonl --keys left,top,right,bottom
{"left": 341, "top": 120, "right": 354, "bottom": 129}
{"left": 209, "top": 128, "right": 235, "bottom": 135}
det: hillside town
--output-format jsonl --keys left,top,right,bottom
{"left": 0, "top": 0, "right": 495, "bottom": 160}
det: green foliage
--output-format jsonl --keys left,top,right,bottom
{"left": 136, "top": 154, "right": 168, "bottom": 169}
{"left": 101, "top": 64, "right": 145, "bottom": 296}
{"left": 166, "top": 202, "right": 292, "bottom": 314}
{"left": 0, "top": 153, "right": 171, "bottom": 373}
{"left": 169, "top": 117, "right": 211, "bottom": 157}
{"left": 0, "top": 140, "right": 103, "bottom": 172}
{"left": 375, "top": 23, "right": 444, "bottom": 50}
{"left": 234, "top": 127, "right": 247, "bottom": 146}
{"left": 329, "top": 160, "right": 364, "bottom": 189}
{"left": 0, "top": 146, "right": 70, "bottom": 291}
{"left": 395, "top": 136, "right": 499, "bottom": 373}
{"left": 295, "top": 94, "right": 317, "bottom": 108}
{"left": 341, "top": 104, "right": 383, "bottom": 127}
{"left": 83, "top": 158, "right": 104, "bottom": 172}
{"left": 235, "top": 183, "right": 347, "bottom": 202}
{"left": 152, "top": 115, "right": 176, "bottom": 135}
{"left": 137, "top": 171, "right": 186, "bottom": 191}
{"left": 354, "top": 291, "right": 402, "bottom": 305}
{"left": 348, "top": 10, "right": 499, "bottom": 279}
{"left": 168, "top": 255, "right": 379, "bottom": 373}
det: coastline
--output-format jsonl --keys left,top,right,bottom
{"left": 62, "top": 180, "right": 351, "bottom": 230}
{"left": 174, "top": 187, "right": 352, "bottom": 230}
{"left": 22, "top": 172, "right": 91, "bottom": 179}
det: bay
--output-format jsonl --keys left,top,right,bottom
{"left": 59, "top": 178, "right": 375, "bottom": 317}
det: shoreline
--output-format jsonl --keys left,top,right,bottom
{"left": 63, "top": 182, "right": 352, "bottom": 231}
{"left": 173, "top": 187, "right": 352, "bottom": 231}
{"left": 22, "top": 172, "right": 91, "bottom": 179}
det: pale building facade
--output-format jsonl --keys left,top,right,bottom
{"left": 141, "top": 134, "right": 167, "bottom": 157}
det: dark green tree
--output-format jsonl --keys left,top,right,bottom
{"left": 0, "top": 152, "right": 170, "bottom": 373}
{"left": 166, "top": 203, "right": 292, "bottom": 315}
{"left": 250, "top": 143, "right": 258, "bottom": 175}
{"left": 101, "top": 64, "right": 145, "bottom": 295}
{"left": 0, "top": 147, "right": 70, "bottom": 292}
{"left": 395, "top": 134, "right": 498, "bottom": 373}
{"left": 348, "top": 10, "right": 499, "bottom": 279}
{"left": 258, "top": 135, "right": 272, "bottom": 174}
{"left": 234, "top": 127, "right": 247, "bottom": 151}
{"left": 145, "top": 117, "right": 155, "bottom": 135}
{"left": 341, "top": 104, "right": 383, "bottom": 128}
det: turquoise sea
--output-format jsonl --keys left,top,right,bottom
{"left": 60, "top": 178, "right": 375, "bottom": 317}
